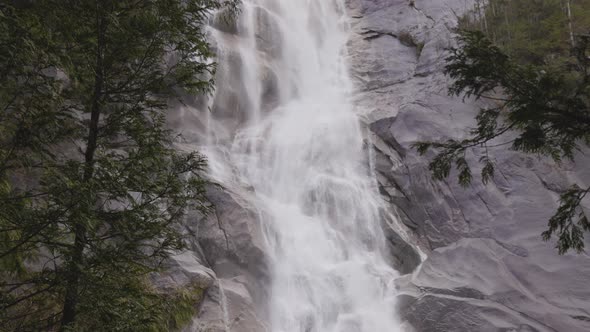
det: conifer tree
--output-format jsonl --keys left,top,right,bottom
{"left": 0, "top": 1, "right": 237, "bottom": 330}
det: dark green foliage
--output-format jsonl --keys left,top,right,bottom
{"left": 0, "top": 0, "right": 238, "bottom": 330}
{"left": 459, "top": 0, "right": 590, "bottom": 65}
{"left": 414, "top": 29, "right": 590, "bottom": 254}
{"left": 67, "top": 277, "right": 206, "bottom": 332}
{"left": 542, "top": 186, "right": 590, "bottom": 254}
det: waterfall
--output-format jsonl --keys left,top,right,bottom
{"left": 204, "top": 1, "right": 404, "bottom": 331}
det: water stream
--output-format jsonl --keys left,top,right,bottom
{"left": 205, "top": 1, "right": 404, "bottom": 331}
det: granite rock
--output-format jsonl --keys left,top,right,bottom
{"left": 347, "top": 0, "right": 590, "bottom": 331}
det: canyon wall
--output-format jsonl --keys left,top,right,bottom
{"left": 163, "top": 1, "right": 590, "bottom": 331}
{"left": 346, "top": 0, "right": 590, "bottom": 331}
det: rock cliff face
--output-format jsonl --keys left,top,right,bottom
{"left": 165, "top": 0, "right": 590, "bottom": 331}
{"left": 346, "top": 0, "right": 590, "bottom": 331}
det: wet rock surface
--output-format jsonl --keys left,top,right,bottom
{"left": 176, "top": 186, "right": 270, "bottom": 332}
{"left": 347, "top": 0, "right": 590, "bottom": 331}
{"left": 168, "top": 1, "right": 423, "bottom": 330}
{"left": 165, "top": 1, "right": 590, "bottom": 331}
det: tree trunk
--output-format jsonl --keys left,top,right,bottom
{"left": 566, "top": 0, "right": 575, "bottom": 47}
{"left": 481, "top": 0, "right": 489, "bottom": 34}
{"left": 59, "top": 8, "right": 106, "bottom": 331}
{"left": 501, "top": 0, "right": 512, "bottom": 43}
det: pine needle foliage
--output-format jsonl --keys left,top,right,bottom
{"left": 415, "top": 29, "right": 590, "bottom": 254}
{"left": 0, "top": 0, "right": 238, "bottom": 330}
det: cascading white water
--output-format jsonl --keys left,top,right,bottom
{"left": 205, "top": 1, "right": 405, "bottom": 331}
